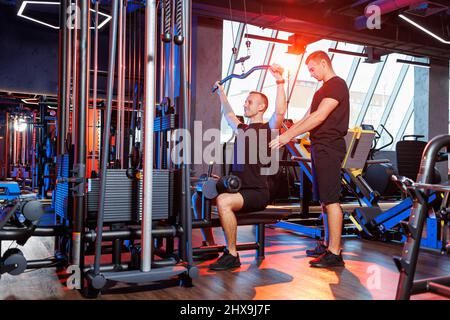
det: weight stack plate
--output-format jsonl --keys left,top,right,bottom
{"left": 87, "top": 169, "right": 171, "bottom": 223}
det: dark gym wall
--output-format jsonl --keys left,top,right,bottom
{"left": 0, "top": 6, "right": 59, "bottom": 95}
{"left": 191, "top": 16, "right": 223, "bottom": 177}
{"left": 0, "top": 6, "right": 111, "bottom": 96}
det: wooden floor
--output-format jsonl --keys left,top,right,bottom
{"left": 1, "top": 225, "right": 449, "bottom": 300}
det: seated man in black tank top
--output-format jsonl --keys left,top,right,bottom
{"left": 204, "top": 64, "right": 287, "bottom": 271}
{"left": 270, "top": 51, "right": 349, "bottom": 268}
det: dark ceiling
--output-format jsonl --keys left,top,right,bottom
{"left": 1, "top": 0, "right": 448, "bottom": 59}
{"left": 193, "top": 0, "right": 450, "bottom": 60}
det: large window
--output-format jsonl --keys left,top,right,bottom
{"left": 333, "top": 42, "right": 363, "bottom": 83}
{"left": 379, "top": 67, "right": 414, "bottom": 148}
{"left": 221, "top": 23, "right": 273, "bottom": 141}
{"left": 362, "top": 54, "right": 408, "bottom": 127}
{"left": 220, "top": 20, "right": 423, "bottom": 145}
{"left": 348, "top": 60, "right": 379, "bottom": 126}
{"left": 262, "top": 38, "right": 334, "bottom": 121}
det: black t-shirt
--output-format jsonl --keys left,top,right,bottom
{"left": 310, "top": 76, "right": 349, "bottom": 153}
{"left": 231, "top": 122, "right": 273, "bottom": 190}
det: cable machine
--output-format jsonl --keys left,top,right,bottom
{"left": 0, "top": 0, "right": 197, "bottom": 298}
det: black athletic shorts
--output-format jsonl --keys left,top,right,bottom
{"left": 236, "top": 188, "right": 270, "bottom": 213}
{"left": 311, "top": 144, "right": 345, "bottom": 205}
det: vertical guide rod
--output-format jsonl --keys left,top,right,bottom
{"left": 116, "top": 1, "right": 123, "bottom": 165}
{"left": 71, "top": 0, "right": 89, "bottom": 266}
{"left": 65, "top": 3, "right": 72, "bottom": 142}
{"left": 181, "top": 0, "right": 193, "bottom": 265}
{"left": 94, "top": 0, "right": 119, "bottom": 274}
{"left": 141, "top": 0, "right": 157, "bottom": 272}
{"left": 91, "top": 1, "right": 100, "bottom": 174}
{"left": 57, "top": 0, "right": 68, "bottom": 156}
{"left": 72, "top": 0, "right": 78, "bottom": 136}
{"left": 121, "top": 4, "right": 127, "bottom": 167}
{"left": 166, "top": 0, "right": 174, "bottom": 170}
{"left": 157, "top": 2, "right": 164, "bottom": 169}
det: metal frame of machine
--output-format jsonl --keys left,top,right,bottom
{"left": 394, "top": 135, "right": 450, "bottom": 300}
{"left": 0, "top": 0, "right": 198, "bottom": 298}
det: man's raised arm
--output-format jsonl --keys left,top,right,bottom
{"left": 215, "top": 81, "right": 241, "bottom": 133}
{"left": 268, "top": 64, "right": 287, "bottom": 130}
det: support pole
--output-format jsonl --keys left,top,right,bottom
{"left": 116, "top": 1, "right": 123, "bottom": 165}
{"left": 94, "top": 0, "right": 119, "bottom": 274}
{"left": 142, "top": 0, "right": 157, "bottom": 272}
{"left": 72, "top": 0, "right": 78, "bottom": 136}
{"left": 65, "top": 5, "right": 72, "bottom": 141}
{"left": 71, "top": 0, "right": 89, "bottom": 266}
{"left": 57, "top": 0, "right": 68, "bottom": 156}
{"left": 181, "top": 0, "right": 193, "bottom": 265}
{"left": 91, "top": 1, "right": 99, "bottom": 175}
{"left": 121, "top": 3, "right": 127, "bottom": 167}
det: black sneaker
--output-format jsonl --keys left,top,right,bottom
{"left": 306, "top": 242, "right": 328, "bottom": 258}
{"left": 209, "top": 249, "right": 241, "bottom": 271}
{"left": 309, "top": 250, "right": 345, "bottom": 268}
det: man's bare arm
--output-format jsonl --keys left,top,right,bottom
{"left": 283, "top": 98, "right": 338, "bottom": 140}
{"left": 215, "top": 81, "right": 241, "bottom": 132}
{"left": 268, "top": 64, "right": 287, "bottom": 130}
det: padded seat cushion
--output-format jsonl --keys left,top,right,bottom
{"left": 396, "top": 140, "right": 426, "bottom": 180}
{"left": 210, "top": 205, "right": 291, "bottom": 226}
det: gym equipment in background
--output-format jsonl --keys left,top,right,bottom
{"left": 341, "top": 127, "right": 440, "bottom": 245}
{"left": 362, "top": 124, "right": 400, "bottom": 200}
{"left": 396, "top": 135, "right": 443, "bottom": 184}
{"left": 393, "top": 135, "right": 450, "bottom": 300}
{"left": 270, "top": 124, "right": 443, "bottom": 248}
{"left": 1, "top": 0, "right": 198, "bottom": 298}
{"left": 0, "top": 190, "right": 62, "bottom": 279}
{"left": 271, "top": 122, "right": 362, "bottom": 240}
{"left": 77, "top": 0, "right": 196, "bottom": 298}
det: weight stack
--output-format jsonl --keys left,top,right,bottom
{"left": 87, "top": 169, "right": 173, "bottom": 223}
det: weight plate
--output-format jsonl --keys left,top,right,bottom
{"left": 3, "top": 249, "right": 27, "bottom": 276}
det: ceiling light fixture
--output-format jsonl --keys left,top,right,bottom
{"left": 21, "top": 98, "right": 39, "bottom": 105}
{"left": 399, "top": 14, "right": 450, "bottom": 45}
{"left": 17, "top": 1, "right": 111, "bottom": 30}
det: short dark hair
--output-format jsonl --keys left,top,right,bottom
{"left": 305, "top": 50, "right": 332, "bottom": 66}
{"left": 249, "top": 91, "right": 269, "bottom": 112}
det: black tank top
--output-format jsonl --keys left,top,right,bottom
{"left": 231, "top": 122, "right": 273, "bottom": 190}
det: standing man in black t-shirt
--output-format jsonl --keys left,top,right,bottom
{"left": 198, "top": 64, "right": 287, "bottom": 271}
{"left": 270, "top": 51, "right": 349, "bottom": 268}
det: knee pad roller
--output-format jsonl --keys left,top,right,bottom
{"left": 197, "top": 175, "right": 242, "bottom": 200}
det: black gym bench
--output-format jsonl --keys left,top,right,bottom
{"left": 192, "top": 204, "right": 291, "bottom": 259}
